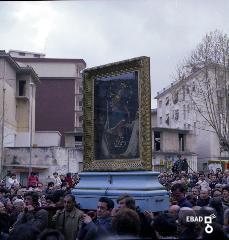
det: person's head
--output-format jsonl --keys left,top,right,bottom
{"left": 209, "top": 197, "right": 223, "bottom": 212}
{"left": 31, "top": 172, "right": 36, "bottom": 176}
{"left": 63, "top": 194, "right": 76, "bottom": 212}
{"left": 212, "top": 189, "right": 222, "bottom": 198}
{"left": 186, "top": 193, "right": 197, "bottom": 206}
{"left": 53, "top": 172, "right": 58, "bottom": 178}
{"left": 47, "top": 182, "right": 54, "bottom": 189}
{"left": 224, "top": 170, "right": 229, "bottom": 177}
{"left": 37, "top": 182, "right": 43, "bottom": 189}
{"left": 24, "top": 191, "right": 39, "bottom": 207}
{"left": 198, "top": 206, "right": 217, "bottom": 227}
{"left": 111, "top": 93, "right": 122, "bottom": 108}
{"left": 38, "top": 229, "right": 64, "bottom": 240}
{"left": 153, "top": 213, "right": 177, "bottom": 238}
{"left": 112, "top": 208, "right": 141, "bottom": 237}
{"left": 224, "top": 208, "right": 229, "bottom": 226}
{"left": 66, "top": 172, "right": 71, "bottom": 178}
{"left": 13, "top": 199, "right": 25, "bottom": 212}
{"left": 168, "top": 204, "right": 180, "bottom": 217}
{"left": 200, "top": 189, "right": 209, "bottom": 199}
{"left": 216, "top": 168, "right": 222, "bottom": 173}
{"left": 60, "top": 175, "right": 65, "bottom": 180}
{"left": 8, "top": 223, "right": 40, "bottom": 240}
{"left": 201, "top": 222, "right": 227, "bottom": 240}
{"left": 97, "top": 197, "right": 114, "bottom": 219}
{"left": 45, "top": 194, "right": 55, "bottom": 206}
{"left": 52, "top": 190, "right": 65, "bottom": 207}
{"left": 61, "top": 182, "right": 68, "bottom": 190}
{"left": 178, "top": 207, "right": 196, "bottom": 229}
{"left": 199, "top": 172, "right": 205, "bottom": 180}
{"left": 0, "top": 201, "right": 6, "bottom": 214}
{"left": 222, "top": 185, "right": 229, "bottom": 200}
{"left": 192, "top": 187, "right": 200, "bottom": 197}
{"left": 0, "top": 187, "right": 7, "bottom": 198}
{"left": 215, "top": 183, "right": 222, "bottom": 191}
{"left": 171, "top": 183, "right": 186, "bottom": 201}
{"left": 211, "top": 175, "right": 217, "bottom": 182}
{"left": 11, "top": 173, "right": 16, "bottom": 179}
{"left": 117, "top": 194, "right": 136, "bottom": 210}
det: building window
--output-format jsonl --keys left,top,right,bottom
{"left": 192, "top": 82, "right": 196, "bottom": 92}
{"left": 183, "top": 105, "right": 186, "bottom": 120}
{"left": 154, "top": 131, "right": 161, "bottom": 151}
{"left": 175, "top": 110, "right": 179, "bottom": 121}
{"left": 79, "top": 115, "right": 83, "bottom": 127}
{"left": 165, "top": 97, "right": 169, "bottom": 106}
{"left": 19, "top": 52, "right": 25, "bottom": 56}
{"left": 75, "top": 135, "right": 82, "bottom": 146}
{"left": 172, "top": 91, "right": 179, "bottom": 104}
{"left": 79, "top": 86, "right": 83, "bottom": 94}
{"left": 186, "top": 86, "right": 190, "bottom": 94}
{"left": 159, "top": 100, "right": 162, "bottom": 108}
{"left": 159, "top": 117, "right": 162, "bottom": 125}
{"left": 187, "top": 104, "right": 190, "bottom": 114}
{"left": 165, "top": 114, "right": 169, "bottom": 125}
{"left": 182, "top": 86, "right": 185, "bottom": 100}
{"left": 33, "top": 54, "right": 40, "bottom": 58}
{"left": 19, "top": 80, "right": 26, "bottom": 96}
{"left": 179, "top": 134, "right": 185, "bottom": 151}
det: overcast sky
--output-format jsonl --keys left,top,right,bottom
{"left": 1, "top": 0, "right": 229, "bottom": 108}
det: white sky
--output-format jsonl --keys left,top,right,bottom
{"left": 1, "top": 0, "right": 229, "bottom": 108}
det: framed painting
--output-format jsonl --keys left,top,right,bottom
{"left": 83, "top": 56, "right": 152, "bottom": 171}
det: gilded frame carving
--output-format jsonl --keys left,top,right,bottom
{"left": 83, "top": 56, "right": 152, "bottom": 171}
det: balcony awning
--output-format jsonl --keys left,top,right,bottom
{"left": 3, "top": 164, "right": 49, "bottom": 169}
{"left": 208, "top": 160, "right": 229, "bottom": 163}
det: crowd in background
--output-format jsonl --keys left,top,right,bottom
{"left": 0, "top": 164, "right": 229, "bottom": 239}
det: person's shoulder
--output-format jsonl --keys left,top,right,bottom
{"left": 74, "top": 207, "right": 84, "bottom": 216}
{"left": 37, "top": 208, "right": 49, "bottom": 215}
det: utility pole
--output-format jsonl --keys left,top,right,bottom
{"left": 0, "top": 87, "right": 6, "bottom": 178}
{"left": 0, "top": 57, "right": 6, "bottom": 179}
{"left": 29, "top": 82, "right": 34, "bottom": 176}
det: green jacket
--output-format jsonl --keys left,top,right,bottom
{"left": 54, "top": 207, "right": 84, "bottom": 240}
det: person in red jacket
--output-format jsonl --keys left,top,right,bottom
{"left": 65, "top": 173, "right": 74, "bottom": 188}
{"left": 27, "top": 172, "right": 39, "bottom": 188}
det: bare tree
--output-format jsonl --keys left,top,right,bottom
{"left": 174, "top": 30, "right": 229, "bottom": 153}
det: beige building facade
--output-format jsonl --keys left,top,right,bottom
{"left": 0, "top": 51, "right": 39, "bottom": 176}
{"left": 151, "top": 109, "right": 197, "bottom": 172}
{"left": 155, "top": 66, "right": 229, "bottom": 171}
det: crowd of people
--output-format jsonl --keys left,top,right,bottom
{"left": 0, "top": 166, "right": 229, "bottom": 239}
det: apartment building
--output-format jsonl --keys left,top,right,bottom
{"left": 9, "top": 50, "right": 86, "bottom": 147}
{"left": 151, "top": 109, "right": 197, "bottom": 172}
{"left": 155, "top": 65, "right": 229, "bottom": 171}
{"left": 0, "top": 50, "right": 39, "bottom": 175}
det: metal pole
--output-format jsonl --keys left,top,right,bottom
{"left": 0, "top": 87, "right": 6, "bottom": 178}
{"left": 68, "top": 148, "right": 70, "bottom": 173}
{"left": 29, "top": 83, "right": 34, "bottom": 176}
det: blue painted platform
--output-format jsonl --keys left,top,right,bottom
{"left": 72, "top": 171, "right": 169, "bottom": 212}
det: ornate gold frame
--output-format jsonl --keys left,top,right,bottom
{"left": 83, "top": 56, "right": 152, "bottom": 171}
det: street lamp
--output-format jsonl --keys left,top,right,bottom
{"left": 29, "top": 82, "right": 34, "bottom": 176}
